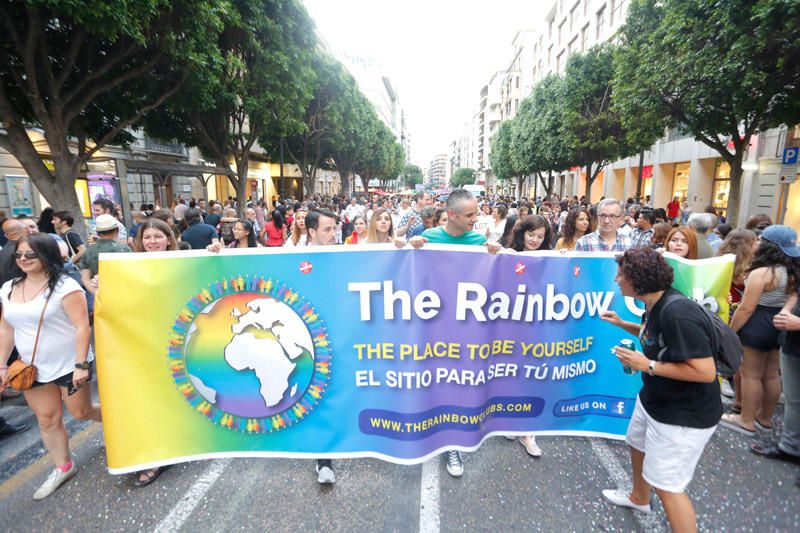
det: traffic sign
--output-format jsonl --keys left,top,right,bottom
{"left": 780, "top": 165, "right": 797, "bottom": 184}
{"left": 783, "top": 146, "right": 799, "bottom": 165}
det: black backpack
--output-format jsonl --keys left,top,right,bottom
{"left": 658, "top": 292, "right": 743, "bottom": 378}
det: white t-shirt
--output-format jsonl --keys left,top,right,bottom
{"left": 488, "top": 218, "right": 507, "bottom": 243}
{"left": 282, "top": 233, "right": 307, "bottom": 247}
{"left": 1, "top": 276, "right": 91, "bottom": 382}
{"left": 474, "top": 215, "right": 493, "bottom": 237}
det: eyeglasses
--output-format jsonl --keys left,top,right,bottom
{"left": 598, "top": 214, "right": 623, "bottom": 221}
{"left": 13, "top": 251, "right": 39, "bottom": 260}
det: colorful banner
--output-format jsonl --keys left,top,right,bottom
{"left": 95, "top": 246, "right": 733, "bottom": 473}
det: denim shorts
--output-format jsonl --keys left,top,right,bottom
{"left": 32, "top": 362, "right": 94, "bottom": 389}
{"left": 738, "top": 305, "right": 782, "bottom": 352}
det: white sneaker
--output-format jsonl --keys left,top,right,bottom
{"left": 315, "top": 460, "right": 335, "bottom": 484}
{"left": 720, "top": 379, "right": 735, "bottom": 399}
{"left": 520, "top": 435, "right": 542, "bottom": 457}
{"left": 33, "top": 463, "right": 76, "bottom": 500}
{"left": 601, "top": 489, "right": 652, "bottom": 514}
{"left": 445, "top": 450, "right": 463, "bottom": 477}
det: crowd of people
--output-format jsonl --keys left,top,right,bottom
{"left": 0, "top": 189, "right": 798, "bottom": 531}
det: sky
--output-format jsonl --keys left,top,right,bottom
{"left": 302, "top": 0, "right": 550, "bottom": 169}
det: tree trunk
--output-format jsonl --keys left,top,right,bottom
{"left": 360, "top": 174, "right": 370, "bottom": 193}
{"left": 516, "top": 175, "right": 525, "bottom": 201}
{"left": 726, "top": 150, "right": 745, "bottom": 227}
{"left": 234, "top": 157, "right": 250, "bottom": 216}
{"left": 339, "top": 170, "right": 350, "bottom": 196}
{"left": 547, "top": 171, "right": 554, "bottom": 198}
{"left": 584, "top": 162, "right": 594, "bottom": 200}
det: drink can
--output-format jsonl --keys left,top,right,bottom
{"left": 618, "top": 339, "right": 637, "bottom": 374}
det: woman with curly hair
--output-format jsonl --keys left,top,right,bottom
{"left": 663, "top": 227, "right": 698, "bottom": 259}
{"left": 555, "top": 207, "right": 591, "bottom": 251}
{"left": 508, "top": 215, "right": 553, "bottom": 252}
{"left": 722, "top": 225, "right": 800, "bottom": 436}
{"left": 600, "top": 247, "right": 719, "bottom": 531}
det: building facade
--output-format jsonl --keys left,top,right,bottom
{"left": 427, "top": 153, "right": 450, "bottom": 190}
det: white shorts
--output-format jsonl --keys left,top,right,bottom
{"left": 626, "top": 397, "right": 716, "bottom": 493}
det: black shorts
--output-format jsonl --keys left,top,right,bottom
{"left": 738, "top": 305, "right": 782, "bottom": 352}
{"left": 31, "top": 362, "right": 94, "bottom": 389}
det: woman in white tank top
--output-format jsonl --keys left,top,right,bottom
{"left": 0, "top": 234, "right": 100, "bottom": 500}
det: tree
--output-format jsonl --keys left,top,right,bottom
{"left": 355, "top": 122, "right": 395, "bottom": 193}
{"left": 512, "top": 75, "right": 572, "bottom": 198}
{"left": 378, "top": 143, "right": 405, "bottom": 191}
{"left": 490, "top": 120, "right": 519, "bottom": 194}
{"left": 560, "top": 44, "right": 654, "bottom": 200}
{"left": 400, "top": 164, "right": 423, "bottom": 188}
{"left": 145, "top": 0, "right": 316, "bottom": 214}
{"left": 329, "top": 82, "right": 378, "bottom": 197}
{"left": 614, "top": 0, "right": 800, "bottom": 226}
{"left": 264, "top": 52, "right": 350, "bottom": 197}
{"left": 450, "top": 167, "right": 476, "bottom": 187}
{"left": 0, "top": 0, "right": 228, "bottom": 233}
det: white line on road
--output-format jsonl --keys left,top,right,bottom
{"left": 152, "top": 458, "right": 232, "bottom": 533}
{"left": 419, "top": 458, "right": 440, "bottom": 533}
{"left": 590, "top": 440, "right": 662, "bottom": 532}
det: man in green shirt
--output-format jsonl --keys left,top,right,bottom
{"left": 80, "top": 214, "right": 131, "bottom": 294}
{"left": 407, "top": 189, "right": 500, "bottom": 477}
{"left": 409, "top": 188, "right": 500, "bottom": 250}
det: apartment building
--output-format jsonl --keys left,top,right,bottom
{"left": 467, "top": 0, "right": 798, "bottom": 225}
{"left": 427, "top": 153, "right": 450, "bottom": 190}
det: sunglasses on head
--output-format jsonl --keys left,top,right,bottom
{"left": 13, "top": 251, "right": 39, "bottom": 260}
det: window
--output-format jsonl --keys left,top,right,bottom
{"left": 548, "top": 45, "right": 552, "bottom": 65}
{"left": 713, "top": 161, "right": 731, "bottom": 217}
{"left": 581, "top": 24, "right": 589, "bottom": 51}
{"left": 596, "top": 7, "right": 606, "bottom": 39}
{"left": 583, "top": 0, "right": 588, "bottom": 16}
{"left": 672, "top": 162, "right": 690, "bottom": 202}
{"left": 515, "top": 76, "right": 520, "bottom": 89}
{"left": 557, "top": 52, "right": 564, "bottom": 73}
{"left": 612, "top": 0, "right": 627, "bottom": 26}
{"left": 568, "top": 37, "right": 577, "bottom": 56}
{"left": 558, "top": 21, "right": 565, "bottom": 44}
{"left": 570, "top": 5, "right": 576, "bottom": 32}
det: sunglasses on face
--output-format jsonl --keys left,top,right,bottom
{"left": 14, "top": 251, "right": 39, "bottom": 260}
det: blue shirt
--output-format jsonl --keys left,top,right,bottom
{"left": 181, "top": 223, "right": 218, "bottom": 250}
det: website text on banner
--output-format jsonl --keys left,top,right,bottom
{"left": 94, "top": 246, "right": 733, "bottom": 474}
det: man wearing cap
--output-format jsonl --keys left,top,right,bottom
{"left": 79, "top": 214, "right": 131, "bottom": 294}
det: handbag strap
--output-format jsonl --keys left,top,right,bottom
{"left": 29, "top": 289, "right": 53, "bottom": 367}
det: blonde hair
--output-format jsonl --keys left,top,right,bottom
{"left": 367, "top": 208, "right": 395, "bottom": 243}
{"left": 289, "top": 208, "right": 308, "bottom": 245}
{"left": 717, "top": 229, "right": 757, "bottom": 283}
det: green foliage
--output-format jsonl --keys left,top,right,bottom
{"left": 559, "top": 44, "right": 651, "bottom": 198}
{"left": 614, "top": 0, "right": 800, "bottom": 224}
{"left": 144, "top": 0, "right": 316, "bottom": 210}
{"left": 401, "top": 164, "right": 424, "bottom": 188}
{"left": 489, "top": 120, "right": 517, "bottom": 182}
{"left": 450, "top": 167, "right": 476, "bottom": 187}
{"left": 0, "top": 0, "right": 230, "bottom": 232}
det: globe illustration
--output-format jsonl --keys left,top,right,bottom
{"left": 182, "top": 292, "right": 316, "bottom": 419}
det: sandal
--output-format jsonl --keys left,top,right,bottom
{"left": 719, "top": 413, "right": 756, "bottom": 436}
{"left": 132, "top": 466, "right": 169, "bottom": 487}
{"left": 754, "top": 419, "right": 773, "bottom": 431}
{"left": 730, "top": 405, "right": 742, "bottom": 414}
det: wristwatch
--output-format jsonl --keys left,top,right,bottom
{"left": 647, "top": 360, "right": 657, "bottom": 376}
{"left": 75, "top": 361, "right": 91, "bottom": 370}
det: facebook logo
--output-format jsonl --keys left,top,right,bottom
{"left": 615, "top": 402, "right": 626, "bottom": 415}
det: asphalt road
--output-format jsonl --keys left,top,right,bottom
{"left": 0, "top": 391, "right": 798, "bottom": 533}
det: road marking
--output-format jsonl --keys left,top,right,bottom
{"left": 591, "top": 439, "right": 662, "bottom": 532}
{"left": 152, "top": 458, "right": 231, "bottom": 533}
{"left": 0, "top": 422, "right": 100, "bottom": 501}
{"left": 419, "top": 457, "right": 440, "bottom": 533}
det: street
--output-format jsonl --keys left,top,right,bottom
{"left": 0, "top": 390, "right": 797, "bottom": 532}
